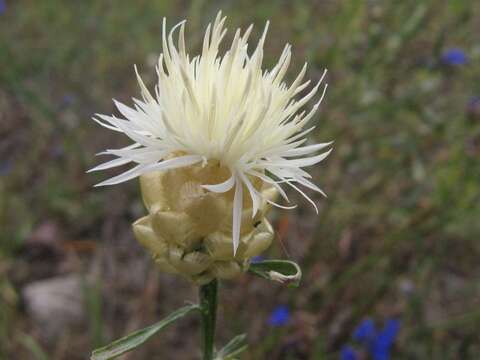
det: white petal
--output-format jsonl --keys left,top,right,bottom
{"left": 103, "top": 115, "right": 163, "bottom": 149}
{"left": 283, "top": 141, "right": 333, "bottom": 157}
{"left": 106, "top": 148, "right": 168, "bottom": 163}
{"left": 293, "top": 176, "right": 327, "bottom": 198}
{"left": 201, "top": 173, "right": 235, "bottom": 193}
{"left": 145, "top": 155, "right": 203, "bottom": 172}
{"left": 238, "top": 172, "right": 260, "bottom": 218}
{"left": 95, "top": 155, "right": 202, "bottom": 187}
{"left": 87, "top": 157, "right": 131, "bottom": 173}
{"left": 286, "top": 181, "right": 318, "bottom": 214}
{"left": 94, "top": 164, "right": 149, "bottom": 187}
{"left": 232, "top": 175, "right": 243, "bottom": 255}
{"left": 265, "top": 198, "right": 298, "bottom": 210}
{"left": 246, "top": 169, "right": 290, "bottom": 202}
{"left": 93, "top": 115, "right": 122, "bottom": 132}
{"left": 264, "top": 148, "right": 333, "bottom": 168}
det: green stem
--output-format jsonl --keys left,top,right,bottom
{"left": 199, "top": 279, "right": 218, "bottom": 360}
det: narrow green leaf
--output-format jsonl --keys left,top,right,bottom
{"left": 248, "top": 260, "right": 302, "bottom": 287}
{"left": 220, "top": 345, "right": 248, "bottom": 360}
{"left": 215, "top": 334, "right": 248, "bottom": 360}
{"left": 91, "top": 304, "right": 199, "bottom": 360}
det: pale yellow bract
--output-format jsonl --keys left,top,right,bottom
{"left": 90, "top": 11, "right": 332, "bottom": 254}
{"left": 132, "top": 162, "right": 277, "bottom": 284}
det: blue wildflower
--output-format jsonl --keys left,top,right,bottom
{"left": 345, "top": 318, "right": 401, "bottom": 360}
{"left": 62, "top": 94, "right": 75, "bottom": 106}
{"left": 0, "top": 161, "right": 12, "bottom": 176}
{"left": 441, "top": 48, "right": 468, "bottom": 66}
{"left": 468, "top": 96, "right": 480, "bottom": 108}
{"left": 251, "top": 255, "right": 265, "bottom": 263}
{"left": 370, "top": 319, "right": 401, "bottom": 360}
{"left": 467, "top": 96, "right": 480, "bottom": 118}
{"left": 0, "top": 0, "right": 5, "bottom": 15}
{"left": 353, "top": 318, "right": 376, "bottom": 343}
{"left": 340, "top": 345, "right": 358, "bottom": 360}
{"left": 268, "top": 305, "right": 290, "bottom": 327}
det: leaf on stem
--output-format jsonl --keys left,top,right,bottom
{"left": 215, "top": 334, "right": 248, "bottom": 360}
{"left": 90, "top": 304, "right": 199, "bottom": 360}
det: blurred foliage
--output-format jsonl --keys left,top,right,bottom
{"left": 1, "top": 0, "right": 480, "bottom": 359}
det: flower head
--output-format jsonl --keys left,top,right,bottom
{"left": 467, "top": 96, "right": 480, "bottom": 118}
{"left": 251, "top": 255, "right": 265, "bottom": 263}
{"left": 441, "top": 48, "right": 468, "bottom": 66}
{"left": 345, "top": 318, "right": 401, "bottom": 360}
{"left": 353, "top": 318, "right": 376, "bottom": 342}
{"left": 268, "top": 305, "right": 290, "bottom": 326}
{"left": 340, "top": 346, "right": 358, "bottom": 360}
{"left": 90, "top": 12, "right": 331, "bottom": 254}
{"left": 370, "top": 319, "right": 400, "bottom": 360}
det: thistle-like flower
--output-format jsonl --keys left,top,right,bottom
{"left": 90, "top": 12, "right": 332, "bottom": 256}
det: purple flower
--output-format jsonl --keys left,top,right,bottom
{"left": 340, "top": 345, "right": 358, "bottom": 360}
{"left": 268, "top": 305, "right": 290, "bottom": 327}
{"left": 441, "top": 48, "right": 468, "bottom": 66}
{"left": 0, "top": 0, "right": 5, "bottom": 15}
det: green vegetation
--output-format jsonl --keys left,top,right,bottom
{"left": 1, "top": 0, "right": 479, "bottom": 358}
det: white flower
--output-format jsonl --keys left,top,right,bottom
{"left": 90, "top": 12, "right": 332, "bottom": 254}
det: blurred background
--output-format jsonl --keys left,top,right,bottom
{"left": 1, "top": 0, "right": 479, "bottom": 359}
